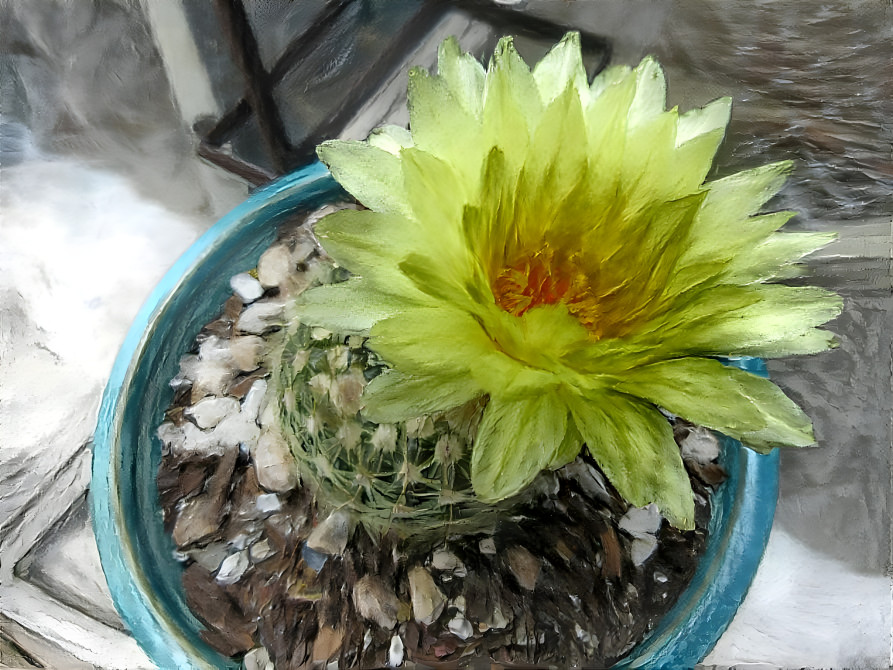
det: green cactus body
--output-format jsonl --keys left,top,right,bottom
{"left": 273, "top": 313, "right": 504, "bottom": 540}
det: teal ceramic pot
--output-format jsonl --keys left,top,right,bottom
{"left": 91, "top": 162, "right": 779, "bottom": 670}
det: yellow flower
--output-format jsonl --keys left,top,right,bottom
{"left": 296, "top": 33, "right": 841, "bottom": 528}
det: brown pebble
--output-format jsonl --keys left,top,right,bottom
{"left": 600, "top": 527, "right": 622, "bottom": 578}
{"left": 312, "top": 624, "right": 344, "bottom": 661}
{"left": 506, "top": 546, "right": 540, "bottom": 591}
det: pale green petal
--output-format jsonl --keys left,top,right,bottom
{"left": 294, "top": 278, "right": 425, "bottom": 334}
{"left": 532, "top": 31, "right": 588, "bottom": 104}
{"left": 361, "top": 369, "right": 483, "bottom": 423}
{"left": 681, "top": 161, "right": 794, "bottom": 265}
{"left": 482, "top": 303, "right": 592, "bottom": 376}
{"left": 549, "top": 416, "right": 584, "bottom": 470}
{"left": 317, "top": 140, "right": 410, "bottom": 216}
{"left": 518, "top": 84, "right": 588, "bottom": 228}
{"left": 615, "top": 357, "right": 815, "bottom": 450}
{"left": 653, "top": 284, "right": 842, "bottom": 357}
{"left": 676, "top": 97, "right": 731, "bottom": 146}
{"left": 725, "top": 231, "right": 836, "bottom": 282}
{"left": 370, "top": 306, "right": 496, "bottom": 375}
{"left": 367, "top": 124, "right": 413, "bottom": 154}
{"left": 407, "top": 67, "right": 482, "bottom": 184}
{"left": 314, "top": 208, "right": 417, "bottom": 273}
{"left": 589, "top": 64, "right": 631, "bottom": 99}
{"left": 437, "top": 36, "right": 485, "bottom": 117}
{"left": 584, "top": 73, "right": 637, "bottom": 187}
{"left": 481, "top": 36, "right": 541, "bottom": 171}
{"left": 668, "top": 211, "right": 796, "bottom": 294}
{"left": 569, "top": 390, "right": 695, "bottom": 529}
{"left": 628, "top": 57, "right": 667, "bottom": 127}
{"left": 471, "top": 393, "right": 567, "bottom": 502}
{"left": 400, "top": 148, "right": 468, "bottom": 246}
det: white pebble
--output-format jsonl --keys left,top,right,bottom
{"left": 387, "top": 634, "right": 404, "bottom": 667}
{"left": 249, "top": 539, "right": 275, "bottom": 563}
{"left": 252, "top": 429, "right": 299, "bottom": 492}
{"left": 242, "top": 647, "right": 274, "bottom": 670}
{"left": 237, "top": 300, "right": 285, "bottom": 335}
{"left": 255, "top": 493, "right": 281, "bottom": 514}
{"left": 216, "top": 551, "right": 249, "bottom": 584}
{"left": 447, "top": 614, "right": 474, "bottom": 640}
{"left": 241, "top": 379, "right": 268, "bottom": 422}
{"left": 630, "top": 535, "right": 659, "bottom": 566}
{"left": 186, "top": 396, "right": 240, "bottom": 429}
{"left": 619, "top": 503, "right": 662, "bottom": 537}
{"left": 680, "top": 426, "right": 721, "bottom": 463}
{"left": 257, "top": 245, "right": 292, "bottom": 288}
{"left": 479, "top": 537, "right": 496, "bottom": 555}
{"left": 229, "top": 335, "right": 265, "bottom": 372}
{"left": 306, "top": 510, "right": 351, "bottom": 556}
{"left": 230, "top": 272, "right": 264, "bottom": 302}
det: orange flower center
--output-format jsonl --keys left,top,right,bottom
{"left": 493, "top": 251, "right": 606, "bottom": 338}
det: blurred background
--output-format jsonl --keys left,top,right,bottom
{"left": 1, "top": 1, "right": 890, "bottom": 668}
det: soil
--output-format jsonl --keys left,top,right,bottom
{"left": 155, "top": 211, "right": 726, "bottom": 670}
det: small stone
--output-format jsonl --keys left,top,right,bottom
{"left": 561, "top": 459, "right": 613, "bottom": 503}
{"left": 243, "top": 646, "right": 273, "bottom": 670}
{"left": 680, "top": 426, "right": 721, "bottom": 463}
{"left": 431, "top": 548, "right": 466, "bottom": 576}
{"left": 353, "top": 575, "right": 401, "bottom": 629}
{"left": 252, "top": 429, "right": 299, "bottom": 492}
{"left": 241, "top": 379, "right": 267, "bottom": 422}
{"left": 447, "top": 614, "right": 473, "bottom": 640}
{"left": 172, "top": 495, "right": 220, "bottom": 546}
{"left": 619, "top": 503, "right": 662, "bottom": 537}
{"left": 306, "top": 510, "right": 351, "bottom": 556}
{"left": 630, "top": 535, "right": 659, "bottom": 566}
{"left": 451, "top": 595, "right": 466, "bottom": 613}
{"left": 483, "top": 605, "right": 511, "bottom": 630}
{"left": 176, "top": 354, "right": 234, "bottom": 400}
{"left": 237, "top": 300, "right": 285, "bottom": 334}
{"left": 291, "top": 237, "right": 316, "bottom": 265}
{"left": 408, "top": 566, "right": 446, "bottom": 626}
{"left": 255, "top": 493, "right": 281, "bottom": 514}
{"left": 186, "top": 396, "right": 240, "bottom": 429}
{"left": 228, "top": 335, "right": 265, "bottom": 372}
{"left": 257, "top": 244, "right": 292, "bottom": 288}
{"left": 478, "top": 537, "right": 496, "bottom": 555}
{"left": 249, "top": 539, "right": 274, "bottom": 563}
{"left": 654, "top": 570, "right": 669, "bottom": 583}
{"left": 230, "top": 272, "right": 264, "bottom": 303}
{"left": 187, "top": 542, "right": 230, "bottom": 572}
{"left": 216, "top": 550, "right": 249, "bottom": 584}
{"left": 301, "top": 544, "right": 328, "bottom": 572}
{"left": 506, "top": 546, "right": 540, "bottom": 591}
{"left": 312, "top": 625, "right": 344, "bottom": 662}
{"left": 387, "top": 634, "right": 404, "bottom": 668}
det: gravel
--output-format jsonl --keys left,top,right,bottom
{"left": 156, "top": 211, "right": 726, "bottom": 669}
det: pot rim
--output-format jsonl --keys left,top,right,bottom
{"left": 91, "top": 162, "right": 779, "bottom": 670}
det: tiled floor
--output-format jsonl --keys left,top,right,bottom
{"left": 1, "top": 2, "right": 890, "bottom": 669}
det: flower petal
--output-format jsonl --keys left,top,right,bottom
{"left": 615, "top": 357, "right": 815, "bottom": 451}
{"left": 436, "top": 36, "right": 486, "bottom": 117}
{"left": 628, "top": 57, "right": 667, "bottom": 127}
{"left": 568, "top": 391, "right": 695, "bottom": 529}
{"left": 361, "top": 369, "right": 483, "bottom": 423}
{"left": 532, "top": 31, "right": 588, "bottom": 105}
{"left": 294, "top": 277, "right": 426, "bottom": 334}
{"left": 317, "top": 140, "right": 411, "bottom": 216}
{"left": 471, "top": 393, "right": 567, "bottom": 502}
{"left": 725, "top": 231, "right": 836, "bottom": 282}
{"left": 675, "top": 96, "right": 731, "bottom": 146}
